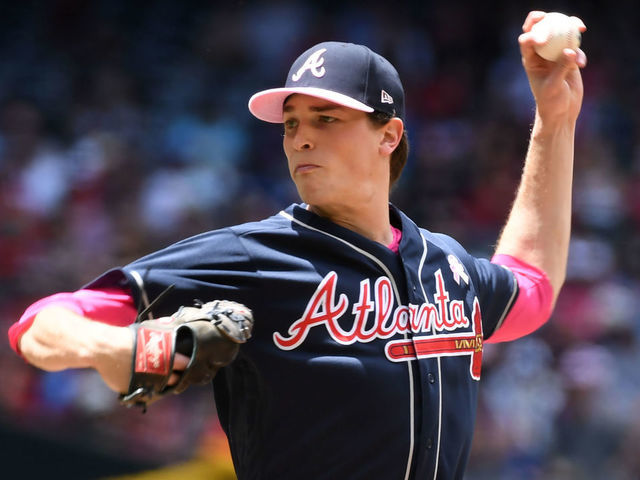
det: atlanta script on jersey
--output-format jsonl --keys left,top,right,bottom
{"left": 89, "top": 203, "right": 517, "bottom": 480}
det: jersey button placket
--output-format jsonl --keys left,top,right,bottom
{"left": 427, "top": 372, "right": 436, "bottom": 384}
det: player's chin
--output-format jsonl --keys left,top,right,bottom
{"left": 295, "top": 183, "right": 330, "bottom": 207}
{"left": 296, "top": 189, "right": 320, "bottom": 206}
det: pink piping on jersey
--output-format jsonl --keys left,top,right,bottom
{"left": 8, "top": 288, "right": 137, "bottom": 356}
{"left": 486, "top": 253, "right": 553, "bottom": 343}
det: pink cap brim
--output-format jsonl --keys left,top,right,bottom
{"left": 248, "top": 87, "right": 374, "bottom": 123}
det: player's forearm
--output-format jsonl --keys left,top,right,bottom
{"left": 495, "top": 111, "right": 575, "bottom": 300}
{"left": 19, "top": 306, "right": 133, "bottom": 391}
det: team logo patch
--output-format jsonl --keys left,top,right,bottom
{"left": 273, "top": 270, "right": 483, "bottom": 380}
{"left": 448, "top": 254, "right": 469, "bottom": 285}
{"left": 292, "top": 48, "right": 327, "bottom": 81}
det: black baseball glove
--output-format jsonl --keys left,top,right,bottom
{"left": 119, "top": 299, "right": 254, "bottom": 410}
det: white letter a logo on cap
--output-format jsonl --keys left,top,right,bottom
{"left": 292, "top": 48, "right": 327, "bottom": 82}
{"left": 381, "top": 90, "right": 394, "bottom": 104}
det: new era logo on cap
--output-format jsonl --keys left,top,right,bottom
{"left": 248, "top": 41, "right": 405, "bottom": 123}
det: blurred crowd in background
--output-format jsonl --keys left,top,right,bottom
{"left": 2, "top": 1, "right": 640, "bottom": 479}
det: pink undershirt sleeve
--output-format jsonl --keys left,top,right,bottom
{"left": 8, "top": 287, "right": 137, "bottom": 356}
{"left": 486, "top": 253, "right": 554, "bottom": 343}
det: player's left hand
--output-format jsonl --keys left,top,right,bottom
{"left": 519, "top": 11, "right": 587, "bottom": 122}
{"left": 120, "top": 299, "right": 254, "bottom": 410}
{"left": 168, "top": 352, "right": 190, "bottom": 385}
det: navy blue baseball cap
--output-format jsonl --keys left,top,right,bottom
{"left": 249, "top": 41, "right": 405, "bottom": 123}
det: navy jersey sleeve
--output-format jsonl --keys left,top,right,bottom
{"left": 467, "top": 256, "right": 519, "bottom": 339}
{"left": 86, "top": 227, "right": 261, "bottom": 318}
{"left": 428, "top": 232, "right": 519, "bottom": 340}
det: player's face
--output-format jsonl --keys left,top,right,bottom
{"left": 282, "top": 95, "right": 390, "bottom": 213}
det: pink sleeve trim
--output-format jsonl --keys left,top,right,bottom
{"left": 8, "top": 288, "right": 137, "bottom": 356}
{"left": 486, "top": 254, "right": 554, "bottom": 343}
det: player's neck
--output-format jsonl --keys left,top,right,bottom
{"left": 308, "top": 200, "right": 393, "bottom": 246}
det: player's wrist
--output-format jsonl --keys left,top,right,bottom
{"left": 90, "top": 324, "right": 134, "bottom": 393}
{"left": 531, "top": 110, "right": 577, "bottom": 138}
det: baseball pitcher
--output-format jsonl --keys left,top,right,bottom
{"left": 9, "top": 11, "right": 586, "bottom": 479}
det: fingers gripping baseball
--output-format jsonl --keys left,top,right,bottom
{"left": 519, "top": 11, "right": 587, "bottom": 120}
{"left": 120, "top": 300, "right": 254, "bottom": 410}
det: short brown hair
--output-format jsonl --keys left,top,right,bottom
{"left": 367, "top": 111, "right": 409, "bottom": 189}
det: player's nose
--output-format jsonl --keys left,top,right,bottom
{"left": 291, "top": 124, "right": 314, "bottom": 151}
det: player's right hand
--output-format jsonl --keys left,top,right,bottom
{"left": 518, "top": 11, "right": 587, "bottom": 122}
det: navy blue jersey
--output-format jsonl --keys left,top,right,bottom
{"left": 89, "top": 203, "right": 517, "bottom": 480}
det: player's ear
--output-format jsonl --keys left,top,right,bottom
{"left": 379, "top": 117, "right": 403, "bottom": 157}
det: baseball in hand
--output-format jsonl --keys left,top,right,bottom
{"left": 530, "top": 12, "right": 581, "bottom": 62}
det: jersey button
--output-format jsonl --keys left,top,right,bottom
{"left": 427, "top": 372, "right": 436, "bottom": 384}
{"left": 426, "top": 437, "right": 433, "bottom": 449}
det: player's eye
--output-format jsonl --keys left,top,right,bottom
{"left": 318, "top": 115, "right": 336, "bottom": 123}
{"left": 283, "top": 118, "right": 298, "bottom": 131}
